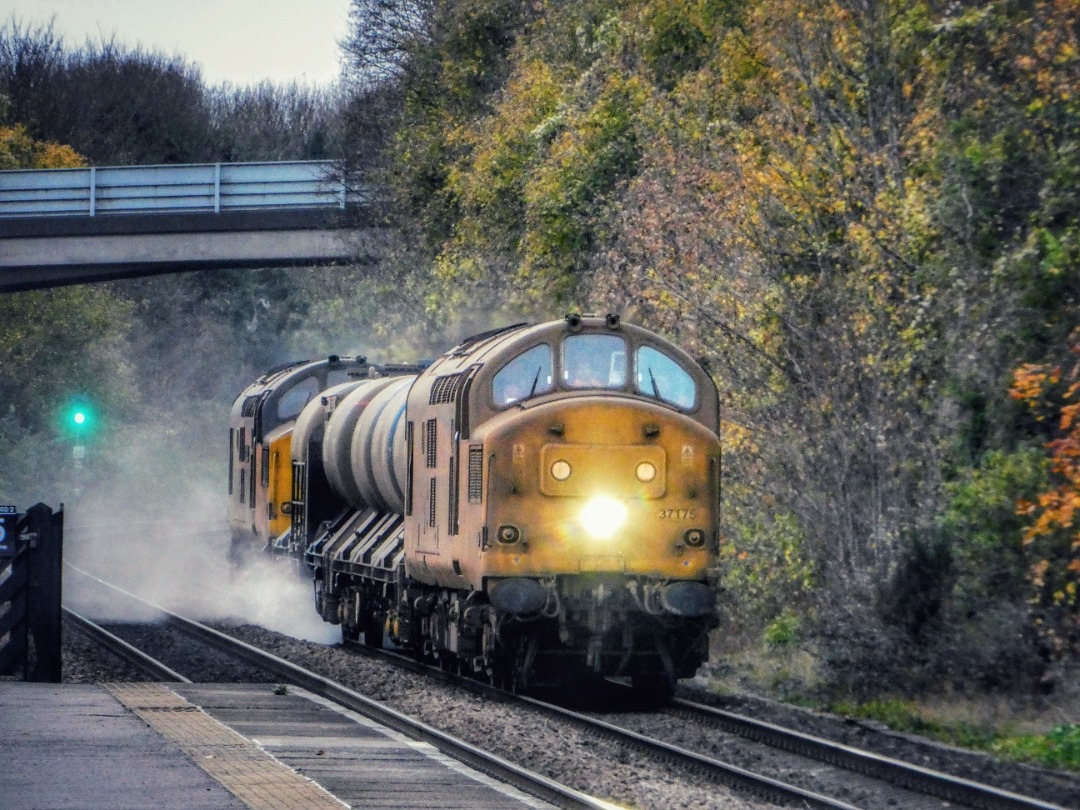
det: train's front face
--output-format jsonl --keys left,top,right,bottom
{"left": 469, "top": 317, "right": 721, "bottom": 622}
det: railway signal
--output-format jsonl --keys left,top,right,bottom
{"left": 67, "top": 403, "right": 92, "bottom": 434}
{"left": 63, "top": 400, "right": 95, "bottom": 490}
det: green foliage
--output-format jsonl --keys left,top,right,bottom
{"left": 0, "top": 287, "right": 137, "bottom": 504}
{"left": 764, "top": 610, "right": 800, "bottom": 647}
{"left": 831, "top": 699, "right": 1080, "bottom": 773}
{"left": 637, "top": 0, "right": 742, "bottom": 90}
{"left": 719, "top": 510, "right": 816, "bottom": 629}
{"left": 995, "top": 724, "right": 1080, "bottom": 772}
{"left": 0, "top": 288, "right": 137, "bottom": 435}
{"left": 941, "top": 448, "right": 1049, "bottom": 605}
{"left": 518, "top": 71, "right": 648, "bottom": 300}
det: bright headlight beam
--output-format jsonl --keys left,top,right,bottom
{"left": 580, "top": 495, "right": 628, "bottom": 540}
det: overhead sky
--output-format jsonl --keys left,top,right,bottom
{"left": 1, "top": 0, "right": 352, "bottom": 86}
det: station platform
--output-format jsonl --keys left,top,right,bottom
{"left": 0, "top": 682, "right": 555, "bottom": 809}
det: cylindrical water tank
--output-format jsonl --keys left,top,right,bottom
{"left": 322, "top": 378, "right": 399, "bottom": 507}
{"left": 292, "top": 380, "right": 364, "bottom": 466}
{"left": 351, "top": 376, "right": 414, "bottom": 513}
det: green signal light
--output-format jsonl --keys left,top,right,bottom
{"left": 73, "top": 411, "right": 86, "bottom": 425}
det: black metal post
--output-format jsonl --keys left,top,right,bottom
{"left": 25, "top": 503, "right": 63, "bottom": 682}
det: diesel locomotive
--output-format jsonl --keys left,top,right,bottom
{"left": 228, "top": 314, "right": 722, "bottom": 696}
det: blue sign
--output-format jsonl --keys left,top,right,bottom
{"left": 0, "top": 508, "right": 17, "bottom": 557}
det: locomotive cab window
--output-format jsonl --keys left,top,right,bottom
{"left": 635, "top": 346, "right": 696, "bottom": 410}
{"left": 492, "top": 344, "right": 553, "bottom": 406}
{"left": 276, "top": 376, "right": 319, "bottom": 421}
{"left": 563, "top": 334, "right": 627, "bottom": 390}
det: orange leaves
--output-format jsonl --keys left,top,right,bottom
{"left": 1010, "top": 363, "right": 1057, "bottom": 410}
{"left": 1012, "top": 328, "right": 1080, "bottom": 620}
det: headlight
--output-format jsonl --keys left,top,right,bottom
{"left": 550, "top": 460, "right": 572, "bottom": 481}
{"left": 635, "top": 461, "right": 656, "bottom": 482}
{"left": 579, "top": 495, "right": 628, "bottom": 540}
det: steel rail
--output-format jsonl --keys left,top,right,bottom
{"left": 350, "top": 643, "right": 1073, "bottom": 810}
{"left": 668, "top": 697, "right": 1067, "bottom": 810}
{"left": 63, "top": 565, "right": 615, "bottom": 810}
{"left": 350, "top": 644, "right": 864, "bottom": 809}
{"left": 62, "top": 606, "right": 191, "bottom": 683}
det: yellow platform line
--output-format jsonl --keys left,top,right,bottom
{"left": 103, "top": 683, "right": 347, "bottom": 810}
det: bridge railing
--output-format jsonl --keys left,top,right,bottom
{"left": 0, "top": 161, "right": 346, "bottom": 218}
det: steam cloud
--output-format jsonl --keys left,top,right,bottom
{"left": 62, "top": 435, "right": 339, "bottom": 644}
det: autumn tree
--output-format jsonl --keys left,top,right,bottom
{"left": 1011, "top": 331, "right": 1080, "bottom": 657}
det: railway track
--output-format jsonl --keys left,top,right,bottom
{"left": 64, "top": 568, "right": 612, "bottom": 810}
{"left": 661, "top": 697, "right": 1070, "bottom": 810}
{"left": 346, "top": 643, "right": 1072, "bottom": 810}
{"left": 65, "top": 564, "right": 1077, "bottom": 810}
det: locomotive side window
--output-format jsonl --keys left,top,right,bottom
{"left": 635, "top": 346, "right": 696, "bottom": 410}
{"left": 563, "top": 334, "right": 627, "bottom": 389}
{"left": 276, "top": 376, "right": 319, "bottom": 421}
{"left": 492, "top": 344, "right": 553, "bottom": 406}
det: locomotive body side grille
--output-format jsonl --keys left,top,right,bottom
{"left": 405, "top": 421, "right": 414, "bottom": 517}
{"left": 429, "top": 373, "right": 464, "bottom": 404}
{"left": 448, "top": 452, "right": 459, "bottom": 535}
{"left": 425, "top": 419, "right": 437, "bottom": 468}
{"left": 291, "top": 459, "right": 306, "bottom": 545}
{"left": 468, "top": 445, "right": 483, "bottom": 504}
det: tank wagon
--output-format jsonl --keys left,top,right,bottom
{"left": 229, "top": 315, "right": 722, "bottom": 697}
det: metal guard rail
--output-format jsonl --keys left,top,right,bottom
{"left": 0, "top": 161, "right": 349, "bottom": 218}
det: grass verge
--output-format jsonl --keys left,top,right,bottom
{"left": 829, "top": 698, "right": 1080, "bottom": 773}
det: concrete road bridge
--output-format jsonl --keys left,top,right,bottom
{"left": 0, "top": 161, "right": 383, "bottom": 293}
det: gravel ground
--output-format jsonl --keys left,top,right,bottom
{"left": 62, "top": 617, "right": 1080, "bottom": 809}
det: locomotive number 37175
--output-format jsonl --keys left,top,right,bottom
{"left": 658, "top": 508, "right": 696, "bottom": 520}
